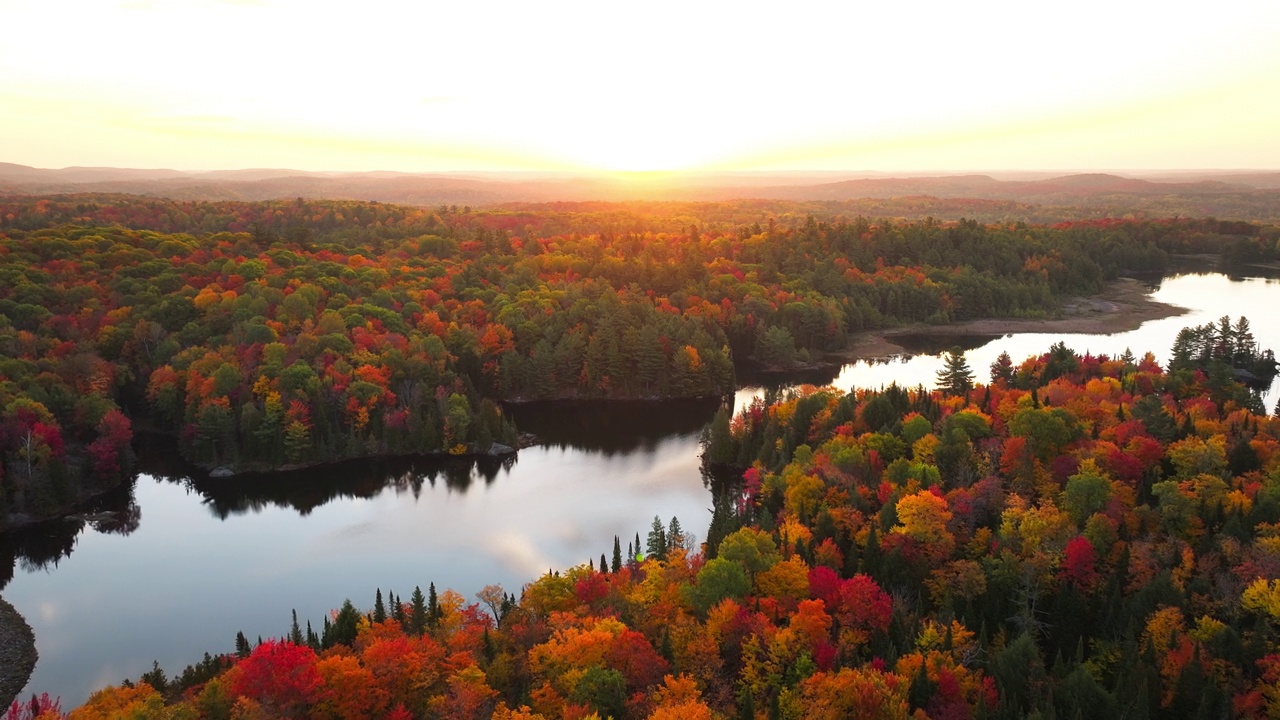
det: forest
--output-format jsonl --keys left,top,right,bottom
{"left": 15, "top": 338, "right": 1280, "bottom": 719}
{"left": 5, "top": 194, "right": 1276, "bottom": 524}
{"left": 4, "top": 195, "right": 1280, "bottom": 717}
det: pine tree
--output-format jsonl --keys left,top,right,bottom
{"left": 410, "top": 586, "right": 427, "bottom": 636}
{"left": 234, "top": 631, "right": 250, "bottom": 658}
{"left": 909, "top": 659, "right": 934, "bottom": 710}
{"left": 599, "top": 553, "right": 608, "bottom": 572}
{"left": 937, "top": 347, "right": 975, "bottom": 397}
{"left": 428, "top": 582, "right": 442, "bottom": 627}
{"left": 374, "top": 588, "right": 386, "bottom": 624}
{"left": 289, "top": 609, "right": 303, "bottom": 645}
{"left": 646, "top": 515, "right": 668, "bottom": 561}
{"left": 611, "top": 535, "right": 622, "bottom": 573}
{"left": 391, "top": 592, "right": 404, "bottom": 625}
{"left": 668, "top": 516, "right": 685, "bottom": 552}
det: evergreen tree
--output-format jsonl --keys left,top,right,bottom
{"left": 410, "top": 586, "right": 427, "bottom": 636}
{"left": 937, "top": 346, "right": 976, "bottom": 396}
{"left": 234, "top": 631, "right": 250, "bottom": 659}
{"left": 990, "top": 350, "right": 1014, "bottom": 385}
{"left": 140, "top": 661, "right": 168, "bottom": 694}
{"left": 323, "top": 599, "right": 360, "bottom": 649}
{"left": 391, "top": 592, "right": 404, "bottom": 625}
{"left": 909, "top": 659, "right": 935, "bottom": 711}
{"left": 289, "top": 609, "right": 303, "bottom": 645}
{"left": 668, "top": 516, "right": 686, "bottom": 552}
{"left": 374, "top": 588, "right": 386, "bottom": 624}
{"left": 611, "top": 535, "right": 622, "bottom": 573}
{"left": 646, "top": 515, "right": 668, "bottom": 561}
{"left": 428, "top": 582, "right": 442, "bottom": 627}
{"left": 703, "top": 408, "right": 736, "bottom": 465}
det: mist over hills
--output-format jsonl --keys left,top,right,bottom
{"left": 2, "top": 162, "right": 1279, "bottom": 221}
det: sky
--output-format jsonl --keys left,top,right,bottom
{"left": 2, "top": 0, "right": 1278, "bottom": 174}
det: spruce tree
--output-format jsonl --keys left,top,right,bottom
{"left": 374, "top": 588, "right": 386, "bottom": 624}
{"left": 391, "top": 592, "right": 404, "bottom": 625}
{"left": 937, "top": 346, "right": 975, "bottom": 397}
{"left": 327, "top": 600, "right": 360, "bottom": 648}
{"left": 646, "top": 515, "right": 668, "bottom": 561}
{"left": 611, "top": 535, "right": 622, "bottom": 573}
{"left": 428, "top": 582, "right": 442, "bottom": 627}
{"left": 668, "top": 516, "right": 685, "bottom": 552}
{"left": 289, "top": 609, "right": 303, "bottom": 645}
{"left": 410, "top": 586, "right": 427, "bottom": 636}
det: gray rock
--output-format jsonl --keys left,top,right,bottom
{"left": 209, "top": 466, "right": 236, "bottom": 478}
{"left": 0, "top": 597, "right": 38, "bottom": 709}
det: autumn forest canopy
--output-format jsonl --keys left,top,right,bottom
{"left": 6, "top": 193, "right": 1280, "bottom": 718}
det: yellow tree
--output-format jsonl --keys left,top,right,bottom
{"left": 892, "top": 490, "right": 955, "bottom": 563}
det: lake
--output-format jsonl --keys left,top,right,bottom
{"left": 4, "top": 266, "right": 1279, "bottom": 706}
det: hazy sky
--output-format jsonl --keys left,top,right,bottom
{"left": 2, "top": 0, "right": 1278, "bottom": 173}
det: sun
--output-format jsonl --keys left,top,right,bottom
{"left": 514, "top": 113, "right": 728, "bottom": 174}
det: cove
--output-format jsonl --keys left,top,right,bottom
{"left": 4, "top": 266, "right": 1279, "bottom": 706}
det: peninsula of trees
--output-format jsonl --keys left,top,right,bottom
{"left": 34, "top": 337, "right": 1280, "bottom": 720}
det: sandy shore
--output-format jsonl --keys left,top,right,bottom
{"left": 836, "top": 278, "right": 1188, "bottom": 361}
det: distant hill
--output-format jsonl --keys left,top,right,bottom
{"left": 2, "top": 162, "right": 1279, "bottom": 221}
{"left": 0, "top": 162, "right": 187, "bottom": 184}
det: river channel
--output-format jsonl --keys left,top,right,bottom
{"left": 3, "top": 265, "right": 1279, "bottom": 706}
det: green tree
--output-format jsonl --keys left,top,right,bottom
{"left": 936, "top": 346, "right": 975, "bottom": 397}
{"left": 1061, "top": 461, "right": 1113, "bottom": 527}
{"left": 717, "top": 526, "right": 780, "bottom": 577}
{"left": 683, "top": 557, "right": 750, "bottom": 614}
{"left": 647, "top": 515, "right": 668, "bottom": 561}
{"left": 409, "top": 586, "right": 427, "bottom": 636}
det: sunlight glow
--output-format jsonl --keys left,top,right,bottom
{"left": 1, "top": 0, "right": 1277, "bottom": 172}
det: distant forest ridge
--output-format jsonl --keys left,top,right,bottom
{"left": 2, "top": 163, "right": 1280, "bottom": 222}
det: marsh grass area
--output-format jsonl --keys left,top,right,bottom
{"left": 839, "top": 278, "right": 1188, "bottom": 361}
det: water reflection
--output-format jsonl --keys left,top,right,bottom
{"left": 505, "top": 398, "right": 721, "bottom": 455}
{"left": 1, "top": 399, "right": 723, "bottom": 592}
{"left": 0, "top": 484, "right": 139, "bottom": 591}
{"left": 888, "top": 332, "right": 1002, "bottom": 355}
{"left": 188, "top": 455, "right": 515, "bottom": 519}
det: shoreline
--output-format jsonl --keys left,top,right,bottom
{"left": 834, "top": 277, "right": 1188, "bottom": 362}
{"left": 0, "top": 597, "right": 38, "bottom": 708}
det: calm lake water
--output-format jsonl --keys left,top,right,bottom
{"left": 4, "top": 266, "right": 1279, "bottom": 706}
